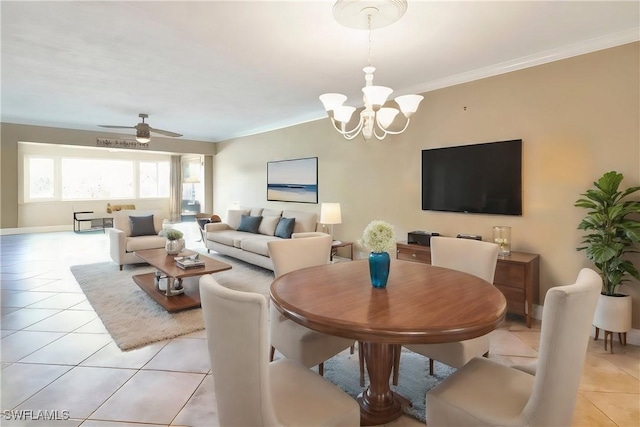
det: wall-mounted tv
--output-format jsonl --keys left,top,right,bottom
{"left": 421, "top": 139, "right": 522, "bottom": 216}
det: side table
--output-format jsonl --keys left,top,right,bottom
{"left": 331, "top": 241, "right": 353, "bottom": 262}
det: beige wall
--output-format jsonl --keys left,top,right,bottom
{"left": 213, "top": 43, "right": 640, "bottom": 326}
{"left": 1, "top": 123, "right": 216, "bottom": 229}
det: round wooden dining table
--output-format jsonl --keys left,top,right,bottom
{"left": 270, "top": 259, "right": 507, "bottom": 426}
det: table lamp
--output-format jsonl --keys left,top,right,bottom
{"left": 320, "top": 202, "right": 341, "bottom": 243}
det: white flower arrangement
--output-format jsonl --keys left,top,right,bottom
{"left": 361, "top": 220, "right": 396, "bottom": 253}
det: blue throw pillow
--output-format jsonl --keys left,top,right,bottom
{"left": 129, "top": 215, "right": 156, "bottom": 237}
{"left": 274, "top": 217, "right": 295, "bottom": 239}
{"left": 236, "top": 215, "right": 262, "bottom": 234}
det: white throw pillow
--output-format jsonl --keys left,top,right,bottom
{"left": 227, "top": 209, "right": 250, "bottom": 229}
{"left": 258, "top": 216, "right": 281, "bottom": 236}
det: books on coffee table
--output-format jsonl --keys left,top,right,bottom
{"left": 175, "top": 254, "right": 205, "bottom": 269}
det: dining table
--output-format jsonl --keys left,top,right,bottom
{"left": 270, "top": 258, "right": 507, "bottom": 426}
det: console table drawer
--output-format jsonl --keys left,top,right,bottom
{"left": 495, "top": 284, "right": 526, "bottom": 315}
{"left": 494, "top": 263, "right": 526, "bottom": 288}
{"left": 397, "top": 247, "right": 431, "bottom": 264}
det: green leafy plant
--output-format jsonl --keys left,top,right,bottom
{"left": 361, "top": 220, "right": 396, "bottom": 253}
{"left": 166, "top": 229, "right": 184, "bottom": 241}
{"left": 575, "top": 171, "right": 640, "bottom": 296}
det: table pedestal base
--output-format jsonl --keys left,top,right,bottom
{"left": 357, "top": 342, "right": 410, "bottom": 425}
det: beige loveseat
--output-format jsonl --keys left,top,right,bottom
{"left": 109, "top": 210, "right": 167, "bottom": 270}
{"left": 204, "top": 207, "right": 319, "bottom": 271}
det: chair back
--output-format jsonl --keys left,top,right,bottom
{"left": 268, "top": 234, "right": 332, "bottom": 278}
{"left": 523, "top": 268, "right": 601, "bottom": 426}
{"left": 430, "top": 236, "right": 500, "bottom": 282}
{"left": 199, "top": 275, "right": 279, "bottom": 426}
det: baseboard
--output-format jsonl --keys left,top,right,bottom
{"left": 532, "top": 303, "right": 640, "bottom": 346}
{"left": 0, "top": 225, "right": 72, "bottom": 235}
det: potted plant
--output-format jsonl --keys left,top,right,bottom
{"left": 575, "top": 171, "right": 640, "bottom": 346}
{"left": 165, "top": 229, "right": 185, "bottom": 255}
{"left": 361, "top": 220, "right": 396, "bottom": 289}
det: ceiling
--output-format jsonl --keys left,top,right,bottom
{"left": 2, "top": 1, "right": 638, "bottom": 143}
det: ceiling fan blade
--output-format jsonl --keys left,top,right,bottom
{"left": 149, "top": 127, "right": 183, "bottom": 138}
{"left": 98, "top": 125, "right": 136, "bottom": 129}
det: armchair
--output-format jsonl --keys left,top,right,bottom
{"left": 108, "top": 210, "right": 167, "bottom": 270}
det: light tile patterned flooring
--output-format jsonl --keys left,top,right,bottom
{"left": 1, "top": 227, "right": 638, "bottom": 426}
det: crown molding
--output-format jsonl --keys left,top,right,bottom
{"left": 405, "top": 27, "right": 640, "bottom": 96}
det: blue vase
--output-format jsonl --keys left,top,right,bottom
{"left": 369, "top": 251, "right": 390, "bottom": 289}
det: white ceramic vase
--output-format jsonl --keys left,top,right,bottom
{"left": 593, "top": 294, "right": 632, "bottom": 333}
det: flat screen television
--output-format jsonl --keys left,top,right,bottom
{"left": 421, "top": 139, "right": 522, "bottom": 215}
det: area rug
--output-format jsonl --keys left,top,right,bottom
{"left": 70, "top": 254, "right": 274, "bottom": 351}
{"left": 307, "top": 347, "right": 454, "bottom": 423}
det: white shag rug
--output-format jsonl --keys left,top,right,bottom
{"left": 70, "top": 254, "right": 274, "bottom": 351}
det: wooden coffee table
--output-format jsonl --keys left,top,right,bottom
{"left": 133, "top": 248, "right": 232, "bottom": 312}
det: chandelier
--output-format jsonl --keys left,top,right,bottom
{"left": 320, "top": 0, "right": 423, "bottom": 141}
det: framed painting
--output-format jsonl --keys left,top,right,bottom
{"left": 267, "top": 157, "right": 318, "bottom": 204}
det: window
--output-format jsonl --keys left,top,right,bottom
{"left": 24, "top": 155, "right": 170, "bottom": 202}
{"left": 28, "top": 157, "right": 55, "bottom": 199}
{"left": 139, "top": 161, "right": 170, "bottom": 198}
{"left": 62, "top": 158, "right": 134, "bottom": 199}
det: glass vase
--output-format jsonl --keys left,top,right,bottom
{"left": 369, "top": 251, "right": 390, "bottom": 289}
{"left": 165, "top": 239, "right": 184, "bottom": 256}
{"left": 493, "top": 226, "right": 511, "bottom": 256}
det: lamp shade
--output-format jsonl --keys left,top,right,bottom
{"left": 334, "top": 106, "right": 356, "bottom": 123}
{"left": 319, "top": 93, "right": 347, "bottom": 111}
{"left": 395, "top": 94, "right": 424, "bottom": 117}
{"left": 320, "top": 203, "right": 342, "bottom": 224}
{"left": 377, "top": 107, "right": 399, "bottom": 128}
{"left": 362, "top": 85, "right": 393, "bottom": 108}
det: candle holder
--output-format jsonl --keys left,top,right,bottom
{"left": 493, "top": 226, "right": 511, "bottom": 256}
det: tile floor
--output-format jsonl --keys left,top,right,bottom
{"left": 1, "top": 226, "right": 638, "bottom": 426}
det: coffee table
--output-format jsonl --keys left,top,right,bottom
{"left": 133, "top": 248, "right": 232, "bottom": 312}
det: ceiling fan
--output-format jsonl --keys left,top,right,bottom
{"left": 99, "top": 113, "right": 183, "bottom": 143}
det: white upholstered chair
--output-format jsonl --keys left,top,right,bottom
{"left": 108, "top": 210, "right": 167, "bottom": 270}
{"left": 404, "top": 236, "right": 500, "bottom": 375}
{"left": 267, "top": 233, "right": 355, "bottom": 375}
{"left": 426, "top": 268, "right": 601, "bottom": 426}
{"left": 199, "top": 275, "right": 359, "bottom": 427}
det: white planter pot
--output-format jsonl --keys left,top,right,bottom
{"left": 593, "top": 294, "right": 632, "bottom": 333}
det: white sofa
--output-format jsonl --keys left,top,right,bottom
{"left": 109, "top": 210, "right": 167, "bottom": 270}
{"left": 204, "top": 207, "right": 319, "bottom": 271}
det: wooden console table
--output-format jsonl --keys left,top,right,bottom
{"left": 396, "top": 241, "right": 539, "bottom": 328}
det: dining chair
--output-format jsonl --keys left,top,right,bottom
{"left": 404, "top": 236, "right": 500, "bottom": 376}
{"left": 199, "top": 275, "right": 360, "bottom": 426}
{"left": 268, "top": 233, "right": 355, "bottom": 375}
{"left": 425, "top": 268, "right": 601, "bottom": 426}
